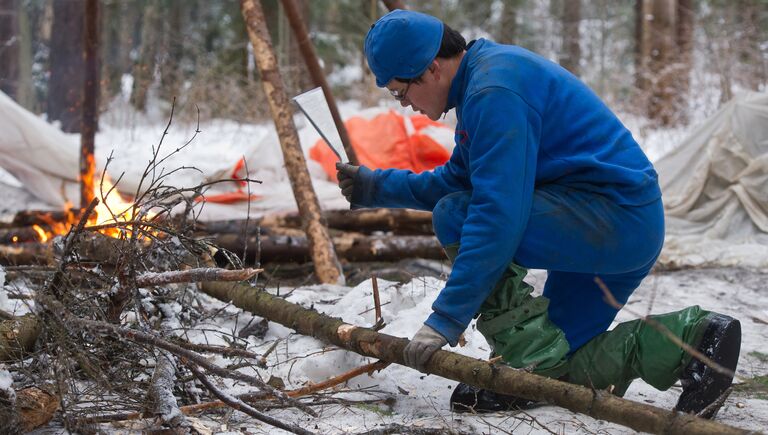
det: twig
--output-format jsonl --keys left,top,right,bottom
{"left": 173, "top": 360, "right": 389, "bottom": 417}
{"left": 594, "top": 277, "right": 735, "bottom": 378}
{"left": 187, "top": 362, "right": 315, "bottom": 435}
{"left": 371, "top": 275, "right": 382, "bottom": 325}
{"left": 38, "top": 295, "right": 316, "bottom": 417}
{"left": 260, "top": 339, "right": 281, "bottom": 367}
{"left": 169, "top": 338, "right": 261, "bottom": 360}
{"left": 135, "top": 267, "right": 262, "bottom": 287}
{"left": 46, "top": 198, "right": 99, "bottom": 297}
{"left": 697, "top": 387, "right": 732, "bottom": 418}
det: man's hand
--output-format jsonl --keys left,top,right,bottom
{"left": 403, "top": 324, "right": 448, "bottom": 372}
{"left": 336, "top": 162, "right": 360, "bottom": 203}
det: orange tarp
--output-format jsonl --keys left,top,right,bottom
{"left": 310, "top": 110, "right": 452, "bottom": 181}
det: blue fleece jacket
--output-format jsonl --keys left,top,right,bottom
{"left": 352, "top": 39, "right": 661, "bottom": 345}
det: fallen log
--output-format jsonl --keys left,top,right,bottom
{"left": 196, "top": 209, "right": 434, "bottom": 236}
{"left": 0, "top": 314, "right": 41, "bottom": 362}
{"left": 211, "top": 233, "right": 444, "bottom": 264}
{"left": 0, "top": 227, "right": 45, "bottom": 244}
{"left": 0, "top": 386, "right": 59, "bottom": 433}
{"left": 199, "top": 280, "right": 749, "bottom": 435}
{"left": 0, "top": 243, "right": 55, "bottom": 266}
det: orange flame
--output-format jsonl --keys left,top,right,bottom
{"left": 32, "top": 225, "right": 48, "bottom": 243}
{"left": 36, "top": 175, "right": 156, "bottom": 241}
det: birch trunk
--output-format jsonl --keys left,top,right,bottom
{"left": 240, "top": 0, "right": 343, "bottom": 284}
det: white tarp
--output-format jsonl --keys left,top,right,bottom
{"left": 0, "top": 91, "right": 80, "bottom": 207}
{"left": 656, "top": 92, "right": 768, "bottom": 268}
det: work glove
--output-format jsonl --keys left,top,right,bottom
{"left": 335, "top": 162, "right": 359, "bottom": 203}
{"left": 403, "top": 324, "right": 448, "bottom": 372}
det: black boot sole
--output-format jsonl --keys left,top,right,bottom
{"left": 675, "top": 314, "right": 741, "bottom": 418}
{"left": 450, "top": 382, "right": 540, "bottom": 413}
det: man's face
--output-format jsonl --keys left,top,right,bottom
{"left": 385, "top": 62, "right": 447, "bottom": 121}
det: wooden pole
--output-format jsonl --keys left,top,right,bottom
{"left": 280, "top": 0, "right": 358, "bottom": 165}
{"left": 240, "top": 0, "right": 344, "bottom": 284}
{"left": 80, "top": 0, "right": 99, "bottom": 209}
{"left": 199, "top": 280, "right": 750, "bottom": 435}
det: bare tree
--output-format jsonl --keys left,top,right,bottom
{"left": 497, "top": 0, "right": 523, "bottom": 45}
{"left": 0, "top": 0, "right": 19, "bottom": 99}
{"left": 131, "top": 1, "right": 161, "bottom": 111}
{"left": 47, "top": 0, "right": 85, "bottom": 132}
{"left": 560, "top": 0, "right": 581, "bottom": 76}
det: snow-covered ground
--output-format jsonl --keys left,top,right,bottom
{"left": 1, "top": 96, "right": 767, "bottom": 434}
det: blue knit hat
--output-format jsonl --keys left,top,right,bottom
{"left": 364, "top": 10, "right": 444, "bottom": 87}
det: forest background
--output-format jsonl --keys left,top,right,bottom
{"left": 0, "top": 0, "right": 766, "bottom": 137}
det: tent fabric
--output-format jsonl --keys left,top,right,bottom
{"left": 655, "top": 92, "right": 768, "bottom": 267}
{"left": 0, "top": 91, "right": 80, "bottom": 207}
{"left": 309, "top": 110, "right": 453, "bottom": 181}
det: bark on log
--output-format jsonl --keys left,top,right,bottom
{"left": 241, "top": 0, "right": 343, "bottom": 285}
{"left": 197, "top": 208, "right": 434, "bottom": 236}
{"left": 281, "top": 0, "right": 358, "bottom": 165}
{"left": 0, "top": 243, "right": 55, "bottom": 266}
{"left": 0, "top": 314, "right": 40, "bottom": 362}
{"left": 0, "top": 386, "right": 59, "bottom": 433}
{"left": 0, "top": 227, "right": 45, "bottom": 244}
{"left": 16, "top": 387, "right": 60, "bottom": 432}
{"left": 199, "top": 280, "right": 750, "bottom": 435}
{"left": 213, "top": 233, "right": 443, "bottom": 264}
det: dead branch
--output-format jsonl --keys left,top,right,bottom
{"left": 145, "top": 313, "right": 188, "bottom": 430}
{"left": 135, "top": 267, "right": 261, "bottom": 287}
{"left": 187, "top": 362, "right": 314, "bottom": 435}
{"left": 37, "top": 294, "right": 316, "bottom": 418}
{"left": 199, "top": 280, "right": 750, "bottom": 435}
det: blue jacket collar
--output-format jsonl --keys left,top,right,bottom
{"left": 445, "top": 39, "right": 483, "bottom": 112}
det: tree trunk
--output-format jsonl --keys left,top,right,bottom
{"left": 281, "top": 0, "right": 359, "bottom": 165}
{"left": 240, "top": 0, "right": 343, "bottom": 285}
{"left": 0, "top": 0, "right": 19, "bottom": 99}
{"left": 80, "top": 0, "right": 99, "bottom": 209}
{"left": 497, "top": 0, "right": 521, "bottom": 45}
{"left": 199, "top": 280, "right": 749, "bottom": 435}
{"left": 647, "top": 0, "right": 678, "bottom": 126}
{"left": 381, "top": 0, "right": 406, "bottom": 11}
{"left": 634, "top": 0, "right": 652, "bottom": 93}
{"left": 15, "top": 1, "right": 33, "bottom": 110}
{"left": 160, "top": 0, "right": 183, "bottom": 102}
{"left": 131, "top": 1, "right": 160, "bottom": 112}
{"left": 559, "top": 0, "right": 581, "bottom": 76}
{"left": 47, "top": 0, "right": 85, "bottom": 132}
{"left": 675, "top": 0, "right": 694, "bottom": 124}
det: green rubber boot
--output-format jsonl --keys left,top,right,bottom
{"left": 444, "top": 244, "right": 570, "bottom": 412}
{"left": 565, "top": 305, "right": 714, "bottom": 396}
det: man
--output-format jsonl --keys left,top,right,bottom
{"left": 337, "top": 9, "right": 741, "bottom": 418}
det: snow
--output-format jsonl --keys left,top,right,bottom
{"left": 0, "top": 91, "right": 766, "bottom": 433}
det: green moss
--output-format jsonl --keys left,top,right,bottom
{"left": 734, "top": 375, "right": 768, "bottom": 400}
{"left": 355, "top": 403, "right": 395, "bottom": 416}
{"left": 748, "top": 351, "right": 768, "bottom": 363}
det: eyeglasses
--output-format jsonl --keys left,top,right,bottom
{"left": 389, "top": 80, "right": 413, "bottom": 102}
